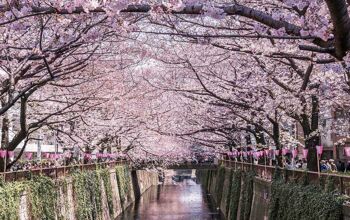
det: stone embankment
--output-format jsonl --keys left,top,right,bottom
{"left": 0, "top": 165, "right": 158, "bottom": 220}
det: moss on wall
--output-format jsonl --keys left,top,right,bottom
{"left": 228, "top": 170, "right": 242, "bottom": 220}
{"left": 0, "top": 166, "right": 155, "bottom": 220}
{"left": 115, "top": 166, "right": 133, "bottom": 208}
{"left": 72, "top": 170, "right": 103, "bottom": 220}
{"left": 99, "top": 169, "right": 114, "bottom": 216}
{"left": 269, "top": 179, "right": 344, "bottom": 220}
{"left": 27, "top": 175, "right": 58, "bottom": 220}
{"left": 220, "top": 168, "right": 233, "bottom": 217}
{"left": 239, "top": 171, "right": 254, "bottom": 220}
{"left": 215, "top": 165, "right": 226, "bottom": 205}
{"left": 0, "top": 181, "right": 26, "bottom": 220}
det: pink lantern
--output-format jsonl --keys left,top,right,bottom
{"left": 243, "top": 152, "right": 247, "bottom": 157}
{"left": 344, "top": 147, "right": 350, "bottom": 157}
{"left": 84, "top": 153, "right": 92, "bottom": 160}
{"left": 282, "top": 149, "right": 289, "bottom": 156}
{"left": 316, "top": 145, "right": 323, "bottom": 155}
{"left": 265, "top": 149, "right": 269, "bottom": 157}
{"left": 7, "top": 151, "right": 14, "bottom": 158}
{"left": 0, "top": 150, "right": 7, "bottom": 158}
{"left": 292, "top": 149, "right": 298, "bottom": 158}
{"left": 257, "top": 151, "right": 262, "bottom": 157}
{"left": 275, "top": 149, "right": 280, "bottom": 156}
{"left": 258, "top": 151, "right": 262, "bottom": 158}
{"left": 25, "top": 152, "right": 33, "bottom": 160}
{"left": 302, "top": 149, "right": 309, "bottom": 159}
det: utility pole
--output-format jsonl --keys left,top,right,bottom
{"left": 37, "top": 133, "right": 43, "bottom": 161}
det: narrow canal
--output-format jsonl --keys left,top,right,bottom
{"left": 116, "top": 169, "right": 222, "bottom": 220}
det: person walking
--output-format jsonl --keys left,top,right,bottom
{"left": 328, "top": 159, "right": 337, "bottom": 172}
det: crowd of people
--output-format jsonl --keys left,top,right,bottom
{"left": 225, "top": 151, "right": 350, "bottom": 175}
{"left": 286, "top": 158, "right": 350, "bottom": 173}
{"left": 8, "top": 153, "right": 127, "bottom": 172}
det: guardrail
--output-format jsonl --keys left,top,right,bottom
{"left": 220, "top": 159, "right": 350, "bottom": 196}
{"left": 165, "top": 162, "right": 217, "bottom": 170}
{"left": 1, "top": 159, "right": 129, "bottom": 182}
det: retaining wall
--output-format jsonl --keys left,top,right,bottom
{"left": 197, "top": 167, "right": 350, "bottom": 220}
{"left": 0, "top": 166, "right": 158, "bottom": 220}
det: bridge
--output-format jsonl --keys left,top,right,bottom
{"left": 164, "top": 162, "right": 218, "bottom": 170}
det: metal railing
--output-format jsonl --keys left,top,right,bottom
{"left": 1, "top": 159, "right": 129, "bottom": 182}
{"left": 220, "top": 159, "right": 350, "bottom": 196}
{"left": 165, "top": 162, "right": 217, "bottom": 169}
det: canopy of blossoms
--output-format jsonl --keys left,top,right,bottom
{"left": 0, "top": 0, "right": 350, "bottom": 170}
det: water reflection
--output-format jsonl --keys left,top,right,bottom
{"left": 116, "top": 170, "right": 222, "bottom": 220}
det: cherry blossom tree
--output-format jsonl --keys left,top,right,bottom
{"left": 0, "top": 0, "right": 350, "bottom": 170}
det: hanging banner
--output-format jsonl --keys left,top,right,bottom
{"left": 43, "top": 153, "right": 50, "bottom": 159}
{"left": 64, "top": 152, "right": 72, "bottom": 158}
{"left": 302, "top": 149, "right": 309, "bottom": 159}
{"left": 265, "top": 149, "right": 269, "bottom": 157}
{"left": 49, "top": 153, "right": 55, "bottom": 160}
{"left": 344, "top": 147, "right": 350, "bottom": 157}
{"left": 25, "top": 152, "right": 33, "bottom": 160}
{"left": 316, "top": 145, "right": 323, "bottom": 155}
{"left": 0, "top": 150, "right": 6, "bottom": 158}
{"left": 282, "top": 149, "right": 289, "bottom": 156}
{"left": 292, "top": 149, "right": 298, "bottom": 158}
{"left": 7, "top": 151, "right": 14, "bottom": 158}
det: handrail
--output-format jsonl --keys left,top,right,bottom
{"left": 1, "top": 159, "right": 129, "bottom": 182}
{"left": 219, "top": 159, "right": 350, "bottom": 196}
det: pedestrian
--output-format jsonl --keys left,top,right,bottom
{"left": 329, "top": 159, "right": 337, "bottom": 172}
{"left": 320, "top": 160, "right": 328, "bottom": 172}
{"left": 346, "top": 161, "right": 350, "bottom": 172}
{"left": 295, "top": 159, "right": 302, "bottom": 169}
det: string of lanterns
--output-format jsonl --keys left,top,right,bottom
{"left": 226, "top": 145, "right": 325, "bottom": 160}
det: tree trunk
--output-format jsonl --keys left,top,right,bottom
{"left": 1, "top": 113, "right": 9, "bottom": 150}
{"left": 0, "top": 97, "right": 9, "bottom": 172}
{"left": 255, "top": 130, "right": 266, "bottom": 146}
{"left": 306, "top": 135, "right": 320, "bottom": 171}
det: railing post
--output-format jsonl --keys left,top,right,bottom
{"left": 340, "top": 176, "right": 344, "bottom": 195}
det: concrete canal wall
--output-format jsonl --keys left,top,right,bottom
{"left": 0, "top": 166, "right": 158, "bottom": 220}
{"left": 197, "top": 166, "right": 350, "bottom": 220}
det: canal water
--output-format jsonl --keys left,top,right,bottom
{"left": 116, "top": 170, "right": 222, "bottom": 220}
